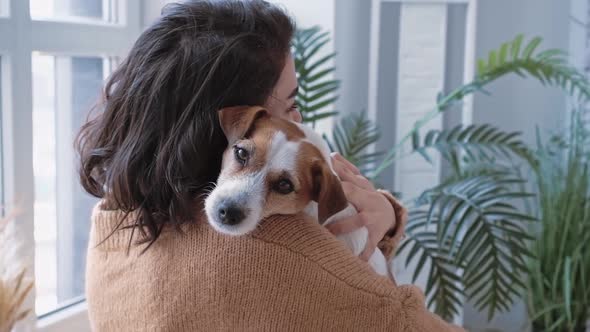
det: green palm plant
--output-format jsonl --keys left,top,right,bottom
{"left": 293, "top": 28, "right": 590, "bottom": 322}
{"left": 293, "top": 26, "right": 340, "bottom": 127}
{"left": 526, "top": 112, "right": 590, "bottom": 332}
{"left": 328, "top": 112, "right": 383, "bottom": 174}
{"left": 390, "top": 36, "right": 590, "bottom": 321}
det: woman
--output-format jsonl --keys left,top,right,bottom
{"left": 79, "top": 1, "right": 462, "bottom": 331}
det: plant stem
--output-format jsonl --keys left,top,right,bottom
{"left": 370, "top": 84, "right": 473, "bottom": 180}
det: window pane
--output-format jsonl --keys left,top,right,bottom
{"left": 30, "top": 0, "right": 117, "bottom": 23}
{"left": 33, "top": 53, "right": 110, "bottom": 316}
{"left": 0, "top": 1, "right": 8, "bottom": 17}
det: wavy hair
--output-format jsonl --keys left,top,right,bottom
{"left": 76, "top": 0, "right": 295, "bottom": 249}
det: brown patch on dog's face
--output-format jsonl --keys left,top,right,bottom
{"left": 297, "top": 143, "right": 349, "bottom": 223}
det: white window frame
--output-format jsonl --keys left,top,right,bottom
{"left": 0, "top": 0, "right": 141, "bottom": 330}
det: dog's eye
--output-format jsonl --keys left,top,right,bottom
{"left": 234, "top": 147, "right": 249, "bottom": 165}
{"left": 274, "top": 179, "right": 294, "bottom": 195}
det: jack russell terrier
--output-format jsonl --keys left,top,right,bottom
{"left": 205, "top": 106, "right": 390, "bottom": 277}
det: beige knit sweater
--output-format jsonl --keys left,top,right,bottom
{"left": 86, "top": 202, "right": 464, "bottom": 331}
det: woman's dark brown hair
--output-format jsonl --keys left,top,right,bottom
{"left": 76, "top": 0, "right": 295, "bottom": 248}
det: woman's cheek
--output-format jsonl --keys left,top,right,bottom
{"left": 291, "top": 110, "right": 302, "bottom": 123}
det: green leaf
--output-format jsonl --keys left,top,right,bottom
{"left": 488, "top": 50, "right": 498, "bottom": 69}
{"left": 398, "top": 224, "right": 465, "bottom": 321}
{"left": 294, "top": 26, "right": 341, "bottom": 127}
{"left": 304, "top": 53, "right": 336, "bottom": 76}
{"left": 303, "top": 111, "right": 339, "bottom": 123}
{"left": 563, "top": 256, "right": 573, "bottom": 323}
{"left": 307, "top": 80, "right": 340, "bottom": 93}
{"left": 477, "top": 59, "right": 487, "bottom": 75}
{"left": 403, "top": 170, "right": 535, "bottom": 321}
{"left": 306, "top": 68, "right": 336, "bottom": 84}
{"left": 412, "top": 130, "right": 420, "bottom": 150}
{"left": 511, "top": 34, "right": 524, "bottom": 60}
{"left": 303, "top": 85, "right": 340, "bottom": 103}
{"left": 306, "top": 96, "right": 339, "bottom": 113}
{"left": 327, "top": 112, "right": 382, "bottom": 172}
{"left": 498, "top": 42, "right": 509, "bottom": 64}
{"left": 411, "top": 124, "right": 528, "bottom": 167}
{"left": 303, "top": 38, "right": 331, "bottom": 62}
{"left": 523, "top": 36, "right": 542, "bottom": 58}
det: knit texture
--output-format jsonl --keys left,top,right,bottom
{"left": 86, "top": 203, "right": 464, "bottom": 331}
{"left": 377, "top": 189, "right": 408, "bottom": 259}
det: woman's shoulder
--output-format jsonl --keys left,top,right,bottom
{"left": 88, "top": 201, "right": 137, "bottom": 251}
{"left": 88, "top": 201, "right": 397, "bottom": 300}
{"left": 88, "top": 203, "right": 391, "bottom": 295}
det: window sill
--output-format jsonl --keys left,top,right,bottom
{"left": 37, "top": 300, "right": 90, "bottom": 332}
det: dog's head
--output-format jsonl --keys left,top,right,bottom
{"left": 204, "top": 106, "right": 348, "bottom": 236}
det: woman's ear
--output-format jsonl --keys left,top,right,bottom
{"left": 218, "top": 106, "right": 268, "bottom": 143}
{"left": 312, "top": 161, "right": 349, "bottom": 224}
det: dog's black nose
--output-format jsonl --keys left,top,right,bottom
{"left": 218, "top": 205, "right": 245, "bottom": 225}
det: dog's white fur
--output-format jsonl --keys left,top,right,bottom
{"left": 205, "top": 172, "right": 265, "bottom": 235}
{"left": 206, "top": 122, "right": 390, "bottom": 277}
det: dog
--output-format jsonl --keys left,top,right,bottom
{"left": 204, "top": 106, "right": 389, "bottom": 277}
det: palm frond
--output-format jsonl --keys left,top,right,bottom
{"left": 401, "top": 172, "right": 535, "bottom": 321}
{"left": 398, "top": 212, "right": 465, "bottom": 319}
{"left": 411, "top": 124, "right": 535, "bottom": 173}
{"left": 329, "top": 112, "right": 382, "bottom": 173}
{"left": 293, "top": 26, "right": 340, "bottom": 127}
{"left": 477, "top": 35, "right": 590, "bottom": 101}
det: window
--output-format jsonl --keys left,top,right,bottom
{"left": 30, "top": 0, "right": 118, "bottom": 23}
{"left": 0, "top": 0, "right": 141, "bottom": 329}
{"left": 33, "top": 54, "right": 115, "bottom": 316}
{"left": 0, "top": 0, "right": 8, "bottom": 17}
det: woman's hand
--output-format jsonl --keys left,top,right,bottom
{"left": 325, "top": 152, "right": 396, "bottom": 261}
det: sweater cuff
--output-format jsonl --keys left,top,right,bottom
{"left": 376, "top": 189, "right": 407, "bottom": 260}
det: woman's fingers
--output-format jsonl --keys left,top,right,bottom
{"left": 325, "top": 213, "right": 366, "bottom": 235}
{"left": 331, "top": 152, "right": 361, "bottom": 175}
{"left": 334, "top": 161, "right": 375, "bottom": 191}
{"left": 340, "top": 181, "right": 369, "bottom": 211}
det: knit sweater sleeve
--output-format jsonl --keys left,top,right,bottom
{"left": 377, "top": 189, "right": 407, "bottom": 259}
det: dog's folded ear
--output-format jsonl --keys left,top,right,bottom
{"left": 218, "top": 106, "right": 268, "bottom": 143}
{"left": 312, "top": 161, "right": 349, "bottom": 224}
